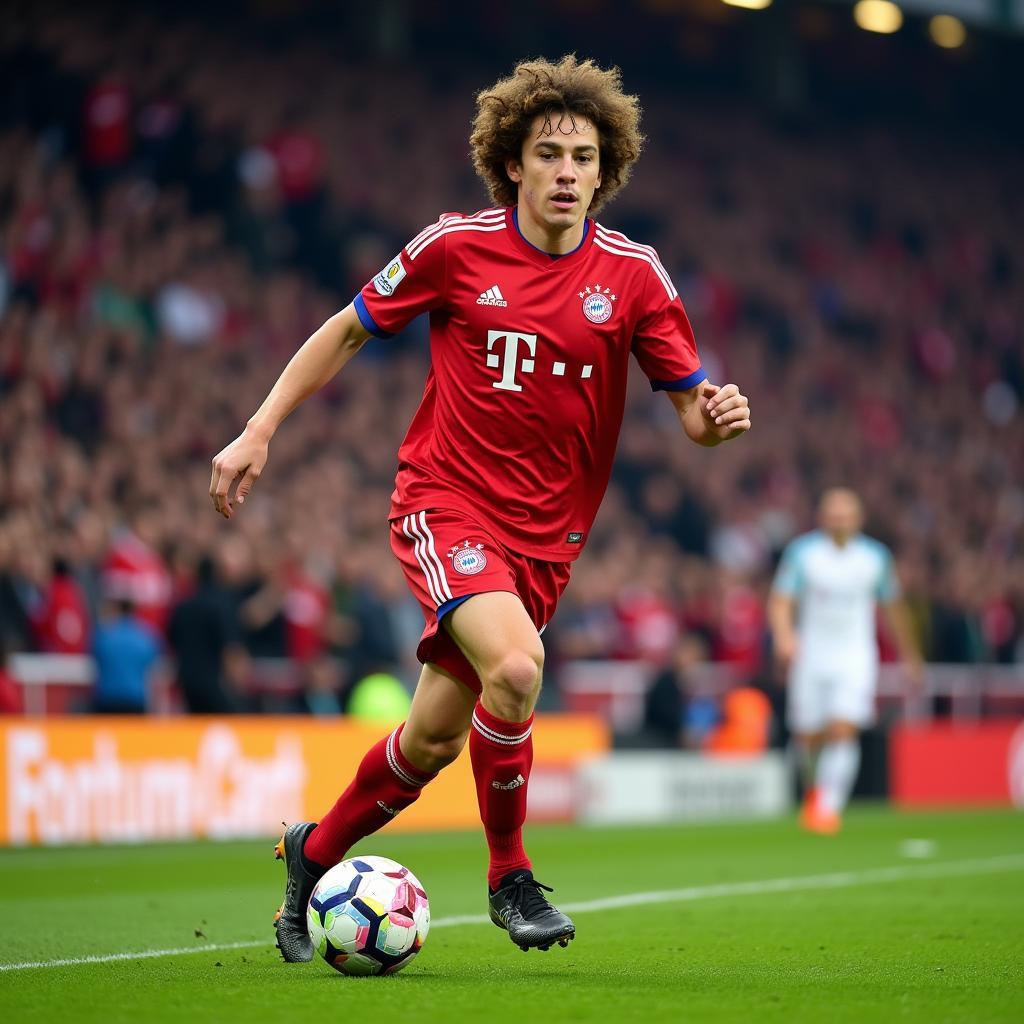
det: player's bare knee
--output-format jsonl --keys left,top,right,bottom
{"left": 798, "top": 731, "right": 825, "bottom": 750}
{"left": 485, "top": 648, "right": 543, "bottom": 707}
{"left": 826, "top": 721, "right": 858, "bottom": 742}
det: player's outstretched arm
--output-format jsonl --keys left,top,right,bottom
{"left": 209, "top": 303, "right": 371, "bottom": 519}
{"left": 666, "top": 381, "right": 751, "bottom": 448}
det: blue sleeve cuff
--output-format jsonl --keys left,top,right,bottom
{"left": 353, "top": 293, "right": 395, "bottom": 339}
{"left": 650, "top": 368, "right": 708, "bottom": 392}
{"left": 437, "top": 595, "right": 472, "bottom": 621}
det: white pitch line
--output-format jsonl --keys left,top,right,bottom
{"left": 2, "top": 853, "right": 1022, "bottom": 973}
{"left": 0, "top": 939, "right": 267, "bottom": 972}
{"left": 430, "top": 853, "right": 1024, "bottom": 926}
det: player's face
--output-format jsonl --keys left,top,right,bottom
{"left": 506, "top": 111, "right": 602, "bottom": 242}
{"left": 819, "top": 490, "right": 863, "bottom": 541}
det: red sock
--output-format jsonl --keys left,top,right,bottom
{"left": 469, "top": 701, "right": 534, "bottom": 890}
{"left": 304, "top": 723, "right": 436, "bottom": 868}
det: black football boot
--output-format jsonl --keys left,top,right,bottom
{"left": 488, "top": 869, "right": 576, "bottom": 951}
{"left": 272, "top": 822, "right": 324, "bottom": 962}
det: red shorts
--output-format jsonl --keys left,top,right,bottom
{"left": 389, "top": 508, "right": 572, "bottom": 694}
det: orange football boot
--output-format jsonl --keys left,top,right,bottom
{"left": 800, "top": 789, "right": 841, "bottom": 834}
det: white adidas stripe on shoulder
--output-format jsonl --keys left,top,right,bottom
{"left": 408, "top": 220, "right": 506, "bottom": 260}
{"left": 407, "top": 213, "right": 461, "bottom": 253}
{"left": 594, "top": 227, "right": 677, "bottom": 301}
{"left": 596, "top": 225, "right": 662, "bottom": 261}
{"left": 595, "top": 227, "right": 675, "bottom": 284}
{"left": 407, "top": 208, "right": 503, "bottom": 252}
{"left": 595, "top": 236, "right": 677, "bottom": 301}
{"left": 407, "top": 208, "right": 505, "bottom": 260}
{"left": 595, "top": 226, "right": 677, "bottom": 299}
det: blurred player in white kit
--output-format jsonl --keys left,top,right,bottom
{"left": 769, "top": 488, "right": 922, "bottom": 833}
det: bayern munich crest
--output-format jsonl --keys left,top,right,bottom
{"left": 448, "top": 541, "right": 488, "bottom": 575}
{"left": 580, "top": 283, "right": 616, "bottom": 324}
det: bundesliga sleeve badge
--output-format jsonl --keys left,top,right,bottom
{"left": 448, "top": 541, "right": 488, "bottom": 575}
{"left": 373, "top": 254, "right": 407, "bottom": 296}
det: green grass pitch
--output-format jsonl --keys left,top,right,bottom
{"left": 2, "top": 807, "right": 1022, "bottom": 1023}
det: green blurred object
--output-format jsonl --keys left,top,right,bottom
{"left": 346, "top": 671, "right": 412, "bottom": 724}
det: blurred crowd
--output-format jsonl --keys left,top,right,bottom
{"left": 1, "top": 4, "right": 1022, "bottom": 716}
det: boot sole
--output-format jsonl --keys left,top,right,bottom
{"left": 490, "top": 906, "right": 576, "bottom": 951}
{"left": 522, "top": 929, "right": 575, "bottom": 953}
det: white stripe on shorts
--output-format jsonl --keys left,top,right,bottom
{"left": 403, "top": 512, "right": 453, "bottom": 607}
{"left": 403, "top": 515, "right": 442, "bottom": 607}
{"left": 416, "top": 511, "right": 453, "bottom": 602}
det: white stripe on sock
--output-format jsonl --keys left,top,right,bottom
{"left": 472, "top": 709, "right": 532, "bottom": 746}
{"left": 385, "top": 729, "right": 426, "bottom": 789}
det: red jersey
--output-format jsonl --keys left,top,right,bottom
{"left": 82, "top": 79, "right": 131, "bottom": 168}
{"left": 283, "top": 565, "right": 329, "bottom": 663}
{"left": 102, "top": 532, "right": 172, "bottom": 632}
{"left": 31, "top": 575, "right": 90, "bottom": 654}
{"left": 356, "top": 206, "right": 706, "bottom": 561}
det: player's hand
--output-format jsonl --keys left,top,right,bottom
{"left": 210, "top": 426, "right": 269, "bottom": 519}
{"left": 702, "top": 382, "right": 751, "bottom": 440}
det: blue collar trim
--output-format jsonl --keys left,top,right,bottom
{"left": 512, "top": 207, "right": 589, "bottom": 258}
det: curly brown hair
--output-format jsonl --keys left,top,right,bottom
{"left": 470, "top": 55, "right": 644, "bottom": 215}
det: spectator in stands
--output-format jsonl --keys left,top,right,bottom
{"left": 704, "top": 687, "right": 773, "bottom": 757}
{"left": 0, "top": 633, "right": 22, "bottom": 714}
{"left": 91, "top": 598, "right": 161, "bottom": 713}
{"left": 102, "top": 509, "right": 173, "bottom": 633}
{"left": 643, "top": 635, "right": 715, "bottom": 749}
{"left": 0, "top": 525, "right": 33, "bottom": 653}
{"left": 294, "top": 655, "right": 344, "bottom": 717}
{"left": 31, "top": 557, "right": 90, "bottom": 654}
{"left": 167, "top": 554, "right": 248, "bottom": 713}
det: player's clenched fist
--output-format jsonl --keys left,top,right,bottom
{"left": 702, "top": 382, "right": 751, "bottom": 440}
{"left": 209, "top": 427, "right": 269, "bottom": 519}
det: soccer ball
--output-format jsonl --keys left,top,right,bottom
{"left": 306, "top": 855, "right": 430, "bottom": 976}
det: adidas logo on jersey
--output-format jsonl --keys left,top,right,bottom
{"left": 477, "top": 285, "right": 508, "bottom": 307}
{"left": 492, "top": 773, "right": 526, "bottom": 791}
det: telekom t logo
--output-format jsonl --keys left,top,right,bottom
{"left": 486, "top": 330, "right": 593, "bottom": 392}
{"left": 486, "top": 330, "right": 536, "bottom": 392}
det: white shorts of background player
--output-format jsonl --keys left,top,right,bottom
{"left": 787, "top": 656, "right": 878, "bottom": 734}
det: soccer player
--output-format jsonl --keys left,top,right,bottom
{"left": 210, "top": 56, "right": 751, "bottom": 958}
{"left": 769, "top": 488, "right": 922, "bottom": 834}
